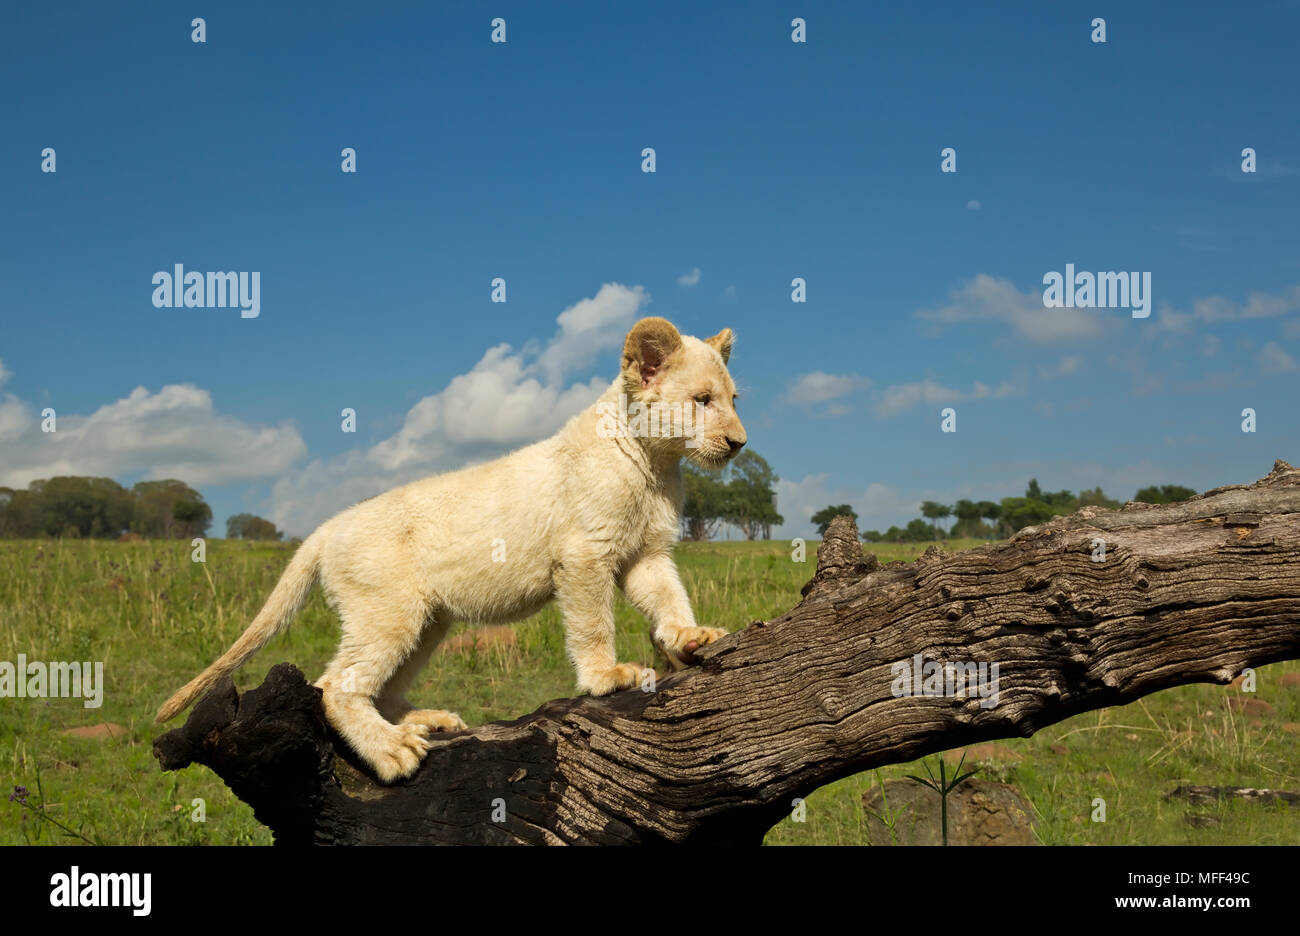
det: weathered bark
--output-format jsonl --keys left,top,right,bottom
{"left": 153, "top": 460, "right": 1300, "bottom": 845}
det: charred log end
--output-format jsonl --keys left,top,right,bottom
{"left": 152, "top": 663, "right": 335, "bottom": 845}
{"left": 151, "top": 676, "right": 239, "bottom": 772}
{"left": 801, "top": 513, "right": 877, "bottom": 597}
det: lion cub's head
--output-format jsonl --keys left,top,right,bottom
{"left": 619, "top": 316, "right": 746, "bottom": 469}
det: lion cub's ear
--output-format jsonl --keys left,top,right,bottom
{"left": 623, "top": 317, "right": 683, "bottom": 388}
{"left": 704, "top": 328, "right": 735, "bottom": 364}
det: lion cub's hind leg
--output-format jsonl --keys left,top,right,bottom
{"left": 376, "top": 617, "right": 468, "bottom": 735}
{"left": 316, "top": 593, "right": 451, "bottom": 784}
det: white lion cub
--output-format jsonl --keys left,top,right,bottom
{"left": 158, "top": 316, "right": 746, "bottom": 782}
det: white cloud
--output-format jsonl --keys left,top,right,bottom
{"left": 367, "top": 347, "right": 610, "bottom": 473}
{"left": 535, "top": 282, "right": 647, "bottom": 385}
{"left": 1153, "top": 285, "right": 1300, "bottom": 335}
{"left": 268, "top": 283, "right": 652, "bottom": 535}
{"left": 966, "top": 200, "right": 981, "bottom": 210}
{"left": 773, "top": 473, "right": 838, "bottom": 540}
{"left": 0, "top": 359, "right": 23, "bottom": 443}
{"left": 1037, "top": 354, "right": 1084, "bottom": 379}
{"left": 0, "top": 383, "right": 307, "bottom": 489}
{"left": 918, "top": 273, "right": 1109, "bottom": 344}
{"left": 785, "top": 371, "right": 871, "bottom": 406}
{"left": 0, "top": 394, "right": 29, "bottom": 443}
{"left": 1106, "top": 350, "right": 1164, "bottom": 397}
{"left": 676, "top": 267, "right": 702, "bottom": 287}
{"left": 1201, "top": 335, "right": 1221, "bottom": 357}
{"left": 859, "top": 481, "right": 922, "bottom": 532}
{"left": 1259, "top": 341, "right": 1298, "bottom": 374}
{"left": 872, "top": 377, "right": 1020, "bottom": 418}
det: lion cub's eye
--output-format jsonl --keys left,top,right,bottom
{"left": 694, "top": 393, "right": 711, "bottom": 405}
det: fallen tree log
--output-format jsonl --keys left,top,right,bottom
{"left": 153, "top": 459, "right": 1300, "bottom": 845}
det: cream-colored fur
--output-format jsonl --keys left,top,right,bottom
{"left": 157, "top": 317, "right": 746, "bottom": 782}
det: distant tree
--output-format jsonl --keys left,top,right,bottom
{"left": 682, "top": 463, "right": 727, "bottom": 541}
{"left": 723, "top": 451, "right": 783, "bottom": 540}
{"left": 227, "top": 513, "right": 283, "bottom": 540}
{"left": 905, "top": 518, "right": 938, "bottom": 541}
{"left": 882, "top": 525, "right": 905, "bottom": 543}
{"left": 0, "top": 475, "right": 217, "bottom": 540}
{"left": 861, "top": 530, "right": 882, "bottom": 543}
{"left": 1040, "top": 488, "right": 1076, "bottom": 511}
{"left": 941, "top": 499, "right": 985, "bottom": 538}
{"left": 951, "top": 499, "right": 980, "bottom": 533}
{"left": 1134, "top": 484, "right": 1196, "bottom": 505}
{"left": 1077, "top": 486, "right": 1121, "bottom": 510}
{"left": 976, "top": 500, "right": 1002, "bottom": 531}
{"left": 998, "top": 496, "right": 1056, "bottom": 533}
{"left": 0, "top": 485, "right": 43, "bottom": 536}
{"left": 919, "top": 500, "right": 951, "bottom": 537}
{"left": 938, "top": 498, "right": 999, "bottom": 539}
{"left": 678, "top": 450, "right": 784, "bottom": 541}
{"left": 1, "top": 476, "right": 134, "bottom": 538}
{"left": 132, "top": 480, "right": 212, "bottom": 539}
{"left": 992, "top": 479, "right": 1079, "bottom": 533}
{"left": 172, "top": 499, "right": 213, "bottom": 539}
{"left": 812, "top": 505, "right": 858, "bottom": 537}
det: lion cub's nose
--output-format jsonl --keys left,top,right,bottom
{"left": 727, "top": 437, "right": 746, "bottom": 455}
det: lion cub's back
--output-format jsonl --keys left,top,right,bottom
{"left": 318, "top": 439, "right": 566, "bottom": 609}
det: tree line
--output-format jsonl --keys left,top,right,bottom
{"left": 813, "top": 480, "right": 1197, "bottom": 543}
{"left": 0, "top": 476, "right": 282, "bottom": 541}
{"left": 1, "top": 454, "right": 786, "bottom": 544}
{"left": 0, "top": 465, "right": 1196, "bottom": 547}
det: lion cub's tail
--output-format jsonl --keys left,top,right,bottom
{"left": 156, "top": 528, "right": 328, "bottom": 723}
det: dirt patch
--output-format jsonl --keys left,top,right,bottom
{"left": 62, "top": 723, "right": 127, "bottom": 740}
{"left": 439, "top": 626, "right": 516, "bottom": 655}
{"left": 862, "top": 778, "right": 1037, "bottom": 845}
{"left": 1226, "top": 697, "right": 1276, "bottom": 718}
{"left": 943, "top": 743, "right": 1024, "bottom": 765}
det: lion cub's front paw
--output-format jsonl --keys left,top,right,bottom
{"left": 652, "top": 625, "right": 728, "bottom": 671}
{"left": 371, "top": 722, "right": 433, "bottom": 784}
{"left": 400, "top": 708, "right": 468, "bottom": 732}
{"left": 581, "top": 662, "right": 654, "bottom": 696}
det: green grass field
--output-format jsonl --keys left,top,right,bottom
{"left": 1, "top": 536, "right": 1296, "bottom": 845}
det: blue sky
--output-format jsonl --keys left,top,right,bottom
{"left": 1, "top": 1, "right": 1297, "bottom": 539}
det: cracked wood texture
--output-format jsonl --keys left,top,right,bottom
{"left": 153, "top": 459, "right": 1300, "bottom": 845}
